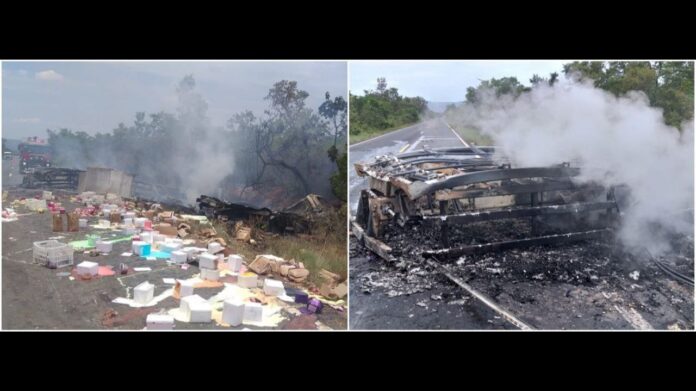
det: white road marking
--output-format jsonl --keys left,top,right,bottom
{"left": 445, "top": 122, "right": 469, "bottom": 147}
{"left": 399, "top": 143, "right": 410, "bottom": 153}
{"left": 406, "top": 135, "right": 425, "bottom": 152}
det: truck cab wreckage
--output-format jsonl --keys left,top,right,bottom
{"left": 353, "top": 147, "right": 620, "bottom": 262}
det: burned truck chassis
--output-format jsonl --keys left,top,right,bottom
{"left": 353, "top": 147, "right": 620, "bottom": 261}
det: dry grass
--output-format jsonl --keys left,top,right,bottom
{"left": 213, "top": 207, "right": 347, "bottom": 286}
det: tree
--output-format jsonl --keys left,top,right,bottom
{"left": 563, "top": 61, "right": 694, "bottom": 128}
{"left": 318, "top": 92, "right": 347, "bottom": 162}
{"left": 465, "top": 77, "right": 530, "bottom": 104}
{"left": 376, "top": 77, "right": 387, "bottom": 94}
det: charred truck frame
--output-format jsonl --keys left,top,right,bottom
{"left": 353, "top": 147, "right": 620, "bottom": 261}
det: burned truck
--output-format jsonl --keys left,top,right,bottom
{"left": 352, "top": 147, "right": 621, "bottom": 261}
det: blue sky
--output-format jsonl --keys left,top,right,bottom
{"left": 350, "top": 60, "right": 567, "bottom": 101}
{"left": 2, "top": 61, "right": 347, "bottom": 140}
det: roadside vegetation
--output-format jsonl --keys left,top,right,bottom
{"left": 350, "top": 78, "right": 430, "bottom": 144}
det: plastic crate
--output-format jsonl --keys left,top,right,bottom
{"left": 33, "top": 240, "right": 74, "bottom": 269}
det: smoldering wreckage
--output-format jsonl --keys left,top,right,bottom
{"left": 3, "top": 166, "right": 347, "bottom": 330}
{"left": 351, "top": 147, "right": 694, "bottom": 330}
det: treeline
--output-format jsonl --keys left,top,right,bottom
{"left": 47, "top": 76, "right": 347, "bottom": 205}
{"left": 453, "top": 61, "right": 693, "bottom": 130}
{"left": 349, "top": 78, "right": 428, "bottom": 137}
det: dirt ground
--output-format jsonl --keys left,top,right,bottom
{"left": 2, "top": 188, "right": 347, "bottom": 330}
{"left": 350, "top": 218, "right": 694, "bottom": 330}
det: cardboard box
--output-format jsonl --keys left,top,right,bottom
{"left": 134, "top": 281, "right": 154, "bottom": 305}
{"left": 77, "top": 261, "right": 99, "bottom": 276}
{"left": 198, "top": 252, "right": 218, "bottom": 270}
{"left": 222, "top": 299, "right": 244, "bottom": 326}
{"left": 155, "top": 223, "right": 177, "bottom": 236}
{"left": 238, "top": 272, "right": 258, "bottom": 288}
{"left": 263, "top": 278, "right": 285, "bottom": 296}
{"left": 243, "top": 302, "right": 263, "bottom": 324}
{"left": 146, "top": 314, "right": 174, "bottom": 330}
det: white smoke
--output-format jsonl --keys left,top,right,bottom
{"left": 457, "top": 80, "right": 694, "bottom": 254}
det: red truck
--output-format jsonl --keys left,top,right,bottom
{"left": 18, "top": 137, "right": 52, "bottom": 174}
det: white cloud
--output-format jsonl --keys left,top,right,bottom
{"left": 13, "top": 117, "right": 41, "bottom": 123}
{"left": 35, "top": 70, "right": 64, "bottom": 81}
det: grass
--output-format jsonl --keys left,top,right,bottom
{"left": 214, "top": 212, "right": 347, "bottom": 287}
{"left": 349, "top": 121, "right": 420, "bottom": 144}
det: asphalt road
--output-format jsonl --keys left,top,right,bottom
{"left": 349, "top": 117, "right": 467, "bottom": 214}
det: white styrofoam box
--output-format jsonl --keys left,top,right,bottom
{"left": 96, "top": 240, "right": 113, "bottom": 253}
{"left": 168, "top": 238, "right": 183, "bottom": 246}
{"left": 180, "top": 294, "right": 207, "bottom": 316}
{"left": 263, "top": 278, "right": 285, "bottom": 296}
{"left": 77, "top": 261, "right": 99, "bottom": 276}
{"left": 161, "top": 242, "right": 181, "bottom": 253}
{"left": 238, "top": 272, "right": 258, "bottom": 289}
{"left": 140, "top": 232, "right": 152, "bottom": 243}
{"left": 134, "top": 281, "right": 155, "bottom": 305}
{"left": 134, "top": 217, "right": 148, "bottom": 228}
{"left": 153, "top": 234, "right": 165, "bottom": 243}
{"left": 189, "top": 301, "right": 212, "bottom": 323}
{"left": 207, "top": 242, "right": 223, "bottom": 254}
{"left": 79, "top": 219, "right": 88, "bottom": 228}
{"left": 123, "top": 217, "right": 134, "bottom": 226}
{"left": 98, "top": 219, "right": 110, "bottom": 227}
{"left": 124, "top": 226, "right": 138, "bottom": 235}
{"left": 227, "top": 255, "right": 243, "bottom": 272}
{"left": 179, "top": 279, "right": 195, "bottom": 297}
{"left": 34, "top": 240, "right": 74, "bottom": 268}
{"left": 102, "top": 209, "right": 111, "bottom": 217}
{"left": 198, "top": 252, "right": 218, "bottom": 270}
{"left": 222, "top": 299, "right": 244, "bottom": 326}
{"left": 42, "top": 191, "right": 53, "bottom": 200}
{"left": 200, "top": 268, "right": 220, "bottom": 281}
{"left": 182, "top": 247, "right": 198, "bottom": 260}
{"left": 132, "top": 240, "right": 146, "bottom": 254}
{"left": 243, "top": 302, "right": 263, "bottom": 324}
{"left": 171, "top": 250, "right": 188, "bottom": 264}
{"left": 146, "top": 314, "right": 174, "bottom": 330}
{"left": 124, "top": 211, "right": 136, "bottom": 219}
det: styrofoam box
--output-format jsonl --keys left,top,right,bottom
{"left": 77, "top": 261, "right": 99, "bottom": 276}
{"left": 222, "top": 299, "right": 244, "bottom": 326}
{"left": 96, "top": 240, "right": 113, "bottom": 253}
{"left": 200, "top": 268, "right": 219, "bottom": 281}
{"left": 179, "top": 279, "right": 195, "bottom": 297}
{"left": 132, "top": 240, "right": 146, "bottom": 254}
{"left": 227, "top": 255, "right": 243, "bottom": 272}
{"left": 171, "top": 250, "right": 188, "bottom": 264}
{"left": 98, "top": 219, "right": 110, "bottom": 227}
{"left": 146, "top": 314, "right": 174, "bottom": 330}
{"left": 263, "top": 278, "right": 285, "bottom": 296}
{"left": 168, "top": 238, "right": 183, "bottom": 246}
{"left": 180, "top": 295, "right": 211, "bottom": 322}
{"left": 140, "top": 232, "right": 153, "bottom": 243}
{"left": 243, "top": 302, "right": 263, "bottom": 324}
{"left": 134, "top": 281, "right": 154, "bottom": 304}
{"left": 123, "top": 217, "right": 134, "bottom": 226}
{"left": 208, "top": 242, "right": 223, "bottom": 254}
{"left": 238, "top": 272, "right": 258, "bottom": 289}
{"left": 198, "top": 252, "right": 218, "bottom": 270}
{"left": 79, "top": 219, "right": 88, "bottom": 228}
{"left": 102, "top": 209, "right": 111, "bottom": 216}
{"left": 134, "top": 217, "right": 148, "bottom": 228}
{"left": 179, "top": 280, "right": 196, "bottom": 298}
{"left": 162, "top": 242, "right": 181, "bottom": 253}
{"left": 189, "top": 301, "right": 212, "bottom": 323}
{"left": 124, "top": 212, "right": 136, "bottom": 219}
